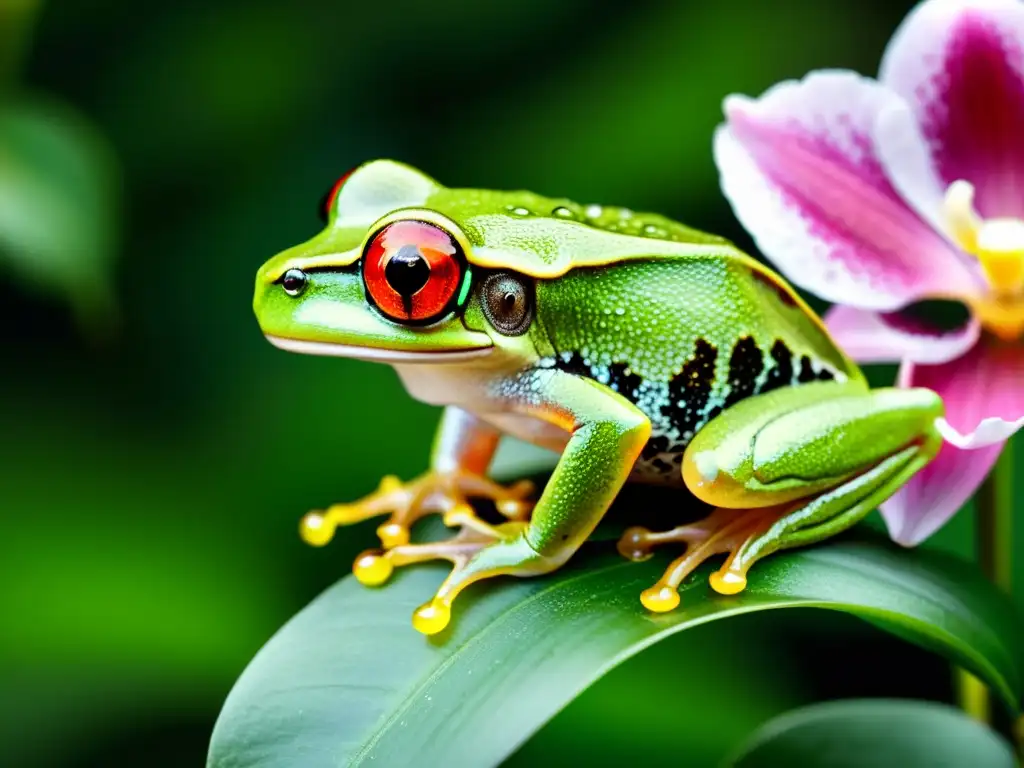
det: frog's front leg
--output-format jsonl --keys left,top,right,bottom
{"left": 619, "top": 381, "right": 944, "bottom": 611}
{"left": 300, "top": 406, "right": 534, "bottom": 550}
{"left": 356, "top": 370, "right": 650, "bottom": 635}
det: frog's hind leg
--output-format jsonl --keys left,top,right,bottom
{"left": 706, "top": 443, "right": 931, "bottom": 594}
{"left": 619, "top": 383, "right": 944, "bottom": 612}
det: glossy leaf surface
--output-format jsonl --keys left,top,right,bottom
{"left": 728, "top": 698, "right": 1016, "bottom": 767}
{"left": 208, "top": 523, "right": 1021, "bottom": 767}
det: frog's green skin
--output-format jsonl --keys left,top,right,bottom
{"left": 253, "top": 160, "right": 944, "bottom": 635}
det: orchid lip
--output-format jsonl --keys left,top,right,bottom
{"left": 944, "top": 180, "right": 1024, "bottom": 293}
{"left": 264, "top": 335, "right": 494, "bottom": 363}
{"left": 943, "top": 180, "right": 1024, "bottom": 340}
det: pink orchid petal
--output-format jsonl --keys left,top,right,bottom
{"left": 715, "top": 71, "right": 971, "bottom": 311}
{"left": 908, "top": 335, "right": 1024, "bottom": 432}
{"left": 880, "top": 335, "right": 1024, "bottom": 545}
{"left": 874, "top": 100, "right": 962, "bottom": 243}
{"left": 936, "top": 415, "right": 1024, "bottom": 447}
{"left": 880, "top": 0, "right": 1024, "bottom": 219}
{"left": 825, "top": 304, "right": 980, "bottom": 364}
{"left": 880, "top": 440, "right": 1002, "bottom": 546}
{"left": 874, "top": 100, "right": 988, "bottom": 296}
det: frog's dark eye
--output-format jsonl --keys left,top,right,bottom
{"left": 318, "top": 167, "right": 357, "bottom": 223}
{"left": 281, "top": 268, "right": 308, "bottom": 297}
{"left": 481, "top": 272, "right": 533, "bottom": 336}
{"left": 362, "top": 220, "right": 464, "bottom": 324}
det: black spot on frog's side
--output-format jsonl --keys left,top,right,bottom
{"left": 761, "top": 340, "right": 795, "bottom": 393}
{"left": 545, "top": 337, "right": 836, "bottom": 484}
{"left": 641, "top": 338, "right": 719, "bottom": 460}
{"left": 552, "top": 351, "right": 591, "bottom": 378}
{"left": 798, "top": 354, "right": 835, "bottom": 383}
{"left": 723, "top": 335, "right": 764, "bottom": 407}
{"left": 607, "top": 362, "right": 643, "bottom": 400}
{"left": 550, "top": 354, "right": 644, "bottom": 400}
{"left": 667, "top": 339, "right": 717, "bottom": 429}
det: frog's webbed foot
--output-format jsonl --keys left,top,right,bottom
{"left": 299, "top": 471, "right": 535, "bottom": 550}
{"left": 351, "top": 518, "right": 538, "bottom": 635}
{"left": 617, "top": 505, "right": 790, "bottom": 612}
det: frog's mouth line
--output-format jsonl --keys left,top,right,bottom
{"left": 264, "top": 335, "right": 494, "bottom": 363}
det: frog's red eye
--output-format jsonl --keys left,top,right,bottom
{"left": 362, "top": 220, "right": 464, "bottom": 324}
{"left": 318, "top": 168, "right": 357, "bottom": 223}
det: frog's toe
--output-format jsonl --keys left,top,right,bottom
{"left": 299, "top": 510, "right": 338, "bottom": 547}
{"left": 412, "top": 599, "right": 452, "bottom": 636}
{"left": 352, "top": 549, "right": 396, "bottom": 586}
{"left": 376, "top": 521, "right": 411, "bottom": 549}
{"left": 639, "top": 583, "right": 680, "bottom": 612}
{"left": 709, "top": 568, "right": 748, "bottom": 595}
{"left": 617, "top": 522, "right": 709, "bottom": 562}
{"left": 634, "top": 506, "right": 784, "bottom": 613}
{"left": 348, "top": 520, "right": 534, "bottom": 635}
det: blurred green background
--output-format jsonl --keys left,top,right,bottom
{"left": 1, "top": 0, "right": 1009, "bottom": 765}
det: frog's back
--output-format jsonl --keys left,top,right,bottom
{"left": 530, "top": 244, "right": 862, "bottom": 484}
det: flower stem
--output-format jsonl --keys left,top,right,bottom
{"left": 977, "top": 440, "right": 1014, "bottom": 594}
{"left": 957, "top": 670, "right": 989, "bottom": 723}
{"left": 957, "top": 440, "right": 1014, "bottom": 728}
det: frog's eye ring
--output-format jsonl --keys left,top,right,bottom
{"left": 481, "top": 272, "right": 533, "bottom": 336}
{"left": 318, "top": 167, "right": 357, "bottom": 223}
{"left": 362, "top": 220, "right": 464, "bottom": 324}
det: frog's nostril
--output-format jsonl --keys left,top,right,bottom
{"left": 384, "top": 245, "right": 431, "bottom": 297}
{"left": 281, "top": 268, "right": 308, "bottom": 297}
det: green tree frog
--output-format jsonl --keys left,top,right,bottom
{"left": 253, "top": 160, "right": 944, "bottom": 635}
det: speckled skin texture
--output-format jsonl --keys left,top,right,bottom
{"left": 525, "top": 259, "right": 857, "bottom": 482}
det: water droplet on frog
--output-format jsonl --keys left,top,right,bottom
{"left": 643, "top": 224, "right": 664, "bottom": 237}
{"left": 618, "top": 208, "right": 633, "bottom": 219}
{"left": 585, "top": 204, "right": 603, "bottom": 219}
{"left": 505, "top": 204, "right": 531, "bottom": 216}
{"left": 614, "top": 307, "right": 626, "bottom": 316}
{"left": 551, "top": 206, "right": 575, "bottom": 219}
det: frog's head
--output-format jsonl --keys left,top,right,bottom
{"left": 255, "top": 161, "right": 503, "bottom": 365}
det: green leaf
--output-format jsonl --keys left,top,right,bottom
{"left": 726, "top": 699, "right": 1017, "bottom": 768}
{"left": 207, "top": 508, "right": 1021, "bottom": 768}
{"left": 0, "top": 95, "right": 119, "bottom": 334}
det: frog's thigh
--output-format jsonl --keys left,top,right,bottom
{"left": 629, "top": 385, "right": 943, "bottom": 611}
{"left": 682, "top": 382, "right": 944, "bottom": 509}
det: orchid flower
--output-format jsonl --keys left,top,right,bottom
{"left": 713, "top": 0, "right": 1024, "bottom": 546}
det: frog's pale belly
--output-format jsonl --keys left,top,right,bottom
{"left": 394, "top": 360, "right": 683, "bottom": 486}
{"left": 477, "top": 412, "right": 571, "bottom": 454}
{"left": 394, "top": 361, "right": 573, "bottom": 452}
